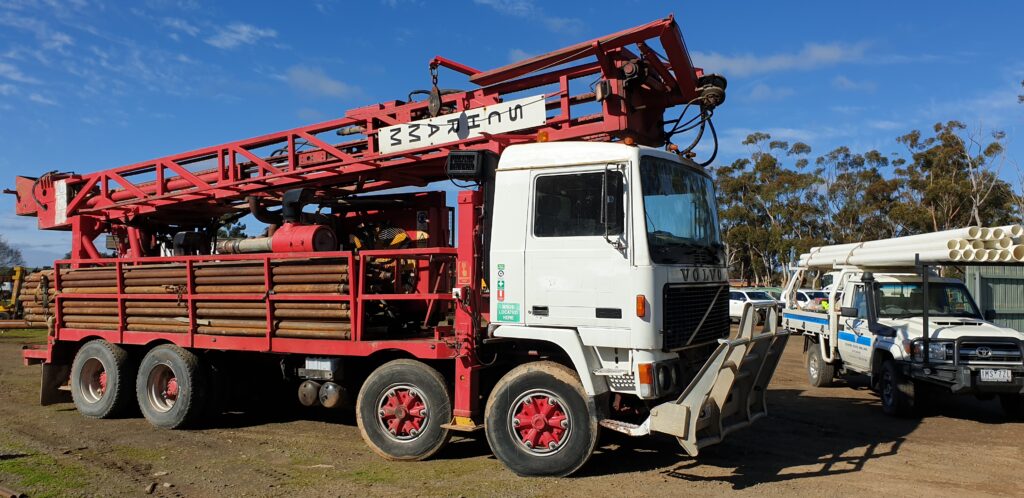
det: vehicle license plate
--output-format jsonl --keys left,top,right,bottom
{"left": 979, "top": 369, "right": 1012, "bottom": 383}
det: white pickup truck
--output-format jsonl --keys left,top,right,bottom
{"left": 782, "top": 266, "right": 1024, "bottom": 417}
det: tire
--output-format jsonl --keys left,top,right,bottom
{"left": 880, "top": 360, "right": 915, "bottom": 417}
{"left": 806, "top": 345, "right": 834, "bottom": 387}
{"left": 484, "top": 361, "right": 598, "bottom": 477}
{"left": 999, "top": 394, "right": 1023, "bottom": 420}
{"left": 356, "top": 359, "right": 451, "bottom": 461}
{"left": 136, "top": 344, "right": 207, "bottom": 429}
{"left": 70, "top": 339, "right": 134, "bottom": 418}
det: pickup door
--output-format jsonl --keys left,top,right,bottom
{"left": 837, "top": 283, "right": 873, "bottom": 372}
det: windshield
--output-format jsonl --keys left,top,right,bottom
{"left": 640, "top": 155, "right": 722, "bottom": 265}
{"left": 806, "top": 291, "right": 828, "bottom": 300}
{"left": 745, "top": 291, "right": 772, "bottom": 300}
{"left": 875, "top": 282, "right": 981, "bottom": 319}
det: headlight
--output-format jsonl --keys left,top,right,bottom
{"left": 910, "top": 341, "right": 952, "bottom": 362}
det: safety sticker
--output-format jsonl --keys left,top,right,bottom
{"left": 496, "top": 303, "right": 520, "bottom": 322}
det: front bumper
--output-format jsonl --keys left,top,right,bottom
{"left": 916, "top": 364, "right": 1024, "bottom": 395}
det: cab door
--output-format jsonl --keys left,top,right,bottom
{"left": 838, "top": 284, "right": 873, "bottom": 371}
{"left": 523, "top": 166, "right": 631, "bottom": 328}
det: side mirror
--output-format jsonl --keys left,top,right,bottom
{"left": 984, "top": 309, "right": 997, "bottom": 322}
{"left": 840, "top": 307, "right": 859, "bottom": 318}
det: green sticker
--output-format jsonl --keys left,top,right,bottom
{"left": 497, "top": 264, "right": 506, "bottom": 271}
{"left": 496, "top": 303, "right": 520, "bottom": 322}
{"left": 496, "top": 280, "right": 505, "bottom": 289}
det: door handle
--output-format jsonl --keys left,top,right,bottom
{"left": 532, "top": 306, "right": 549, "bottom": 316}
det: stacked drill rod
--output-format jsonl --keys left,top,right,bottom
{"left": 0, "top": 270, "right": 55, "bottom": 329}
{"left": 57, "top": 259, "right": 351, "bottom": 339}
{"left": 800, "top": 225, "right": 1024, "bottom": 268}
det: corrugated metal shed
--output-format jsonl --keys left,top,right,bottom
{"left": 966, "top": 265, "right": 1024, "bottom": 332}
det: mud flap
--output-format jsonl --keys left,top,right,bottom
{"left": 599, "top": 303, "right": 789, "bottom": 456}
{"left": 40, "top": 362, "right": 72, "bottom": 406}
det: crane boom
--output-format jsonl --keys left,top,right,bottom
{"left": 11, "top": 16, "right": 715, "bottom": 238}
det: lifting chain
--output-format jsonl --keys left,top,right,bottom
{"left": 427, "top": 65, "right": 442, "bottom": 118}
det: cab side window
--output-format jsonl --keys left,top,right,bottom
{"left": 534, "top": 172, "right": 623, "bottom": 237}
{"left": 730, "top": 292, "right": 746, "bottom": 301}
{"left": 851, "top": 285, "right": 868, "bottom": 319}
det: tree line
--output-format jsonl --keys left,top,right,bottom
{"left": 716, "top": 120, "right": 1020, "bottom": 286}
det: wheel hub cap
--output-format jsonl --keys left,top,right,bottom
{"left": 377, "top": 385, "right": 428, "bottom": 441}
{"left": 509, "top": 390, "right": 570, "bottom": 455}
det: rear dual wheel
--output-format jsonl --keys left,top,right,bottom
{"left": 71, "top": 339, "right": 134, "bottom": 418}
{"left": 136, "top": 344, "right": 208, "bottom": 429}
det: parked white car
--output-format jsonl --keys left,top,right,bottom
{"left": 729, "top": 289, "right": 779, "bottom": 322}
{"left": 796, "top": 289, "right": 830, "bottom": 310}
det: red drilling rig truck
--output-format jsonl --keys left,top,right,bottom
{"left": 10, "top": 16, "right": 786, "bottom": 476}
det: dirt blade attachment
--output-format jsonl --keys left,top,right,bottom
{"left": 600, "top": 303, "right": 788, "bottom": 456}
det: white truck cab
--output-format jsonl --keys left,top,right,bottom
{"left": 783, "top": 265, "right": 1024, "bottom": 417}
{"left": 485, "top": 142, "right": 790, "bottom": 455}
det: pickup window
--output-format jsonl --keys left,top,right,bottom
{"left": 851, "top": 285, "right": 868, "bottom": 319}
{"left": 874, "top": 282, "right": 981, "bottom": 319}
{"left": 730, "top": 291, "right": 746, "bottom": 301}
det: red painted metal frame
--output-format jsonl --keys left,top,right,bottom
{"left": 355, "top": 247, "right": 458, "bottom": 343}
{"left": 51, "top": 252, "right": 457, "bottom": 360}
{"left": 14, "top": 16, "right": 702, "bottom": 235}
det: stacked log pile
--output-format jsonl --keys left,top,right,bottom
{"left": 56, "top": 260, "right": 351, "bottom": 339}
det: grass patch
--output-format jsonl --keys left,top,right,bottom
{"left": 0, "top": 446, "right": 89, "bottom": 498}
{"left": 0, "top": 328, "right": 47, "bottom": 345}
{"left": 342, "top": 464, "right": 399, "bottom": 485}
{"left": 109, "top": 444, "right": 165, "bottom": 463}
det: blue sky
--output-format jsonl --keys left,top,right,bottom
{"left": 1, "top": 0, "right": 1022, "bottom": 266}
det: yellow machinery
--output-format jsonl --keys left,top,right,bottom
{"left": 0, "top": 266, "right": 25, "bottom": 320}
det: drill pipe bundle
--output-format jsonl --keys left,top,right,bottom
{"left": 56, "top": 259, "right": 351, "bottom": 339}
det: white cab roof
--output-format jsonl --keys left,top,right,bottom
{"left": 497, "top": 142, "right": 688, "bottom": 170}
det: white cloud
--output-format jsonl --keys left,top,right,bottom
{"left": 507, "top": 48, "right": 532, "bottom": 63}
{"left": 0, "top": 11, "right": 75, "bottom": 54}
{"left": 205, "top": 23, "right": 277, "bottom": 49}
{"left": 867, "top": 120, "right": 903, "bottom": 130}
{"left": 0, "top": 62, "right": 39, "bottom": 84}
{"left": 474, "top": 0, "right": 582, "bottom": 34}
{"left": 833, "top": 75, "right": 877, "bottom": 92}
{"left": 692, "top": 42, "right": 869, "bottom": 77}
{"left": 747, "top": 83, "right": 794, "bottom": 101}
{"left": 161, "top": 17, "right": 199, "bottom": 37}
{"left": 28, "top": 92, "right": 57, "bottom": 105}
{"left": 0, "top": 83, "right": 16, "bottom": 96}
{"left": 285, "top": 66, "right": 361, "bottom": 98}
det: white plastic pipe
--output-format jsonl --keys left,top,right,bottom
{"left": 984, "top": 238, "right": 1012, "bottom": 249}
{"left": 803, "top": 226, "right": 981, "bottom": 258}
{"left": 947, "top": 239, "right": 971, "bottom": 250}
{"left": 1012, "top": 245, "right": 1024, "bottom": 262}
{"left": 841, "top": 249, "right": 961, "bottom": 266}
{"left": 978, "top": 227, "right": 991, "bottom": 240}
{"left": 998, "top": 224, "right": 1024, "bottom": 238}
{"left": 962, "top": 248, "right": 976, "bottom": 261}
{"left": 998, "top": 249, "right": 1012, "bottom": 262}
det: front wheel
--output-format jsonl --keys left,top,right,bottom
{"left": 806, "top": 345, "right": 834, "bottom": 387}
{"left": 484, "top": 361, "right": 598, "bottom": 477}
{"left": 880, "top": 360, "right": 915, "bottom": 417}
{"left": 355, "top": 359, "right": 451, "bottom": 461}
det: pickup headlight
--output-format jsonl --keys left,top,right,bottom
{"left": 909, "top": 341, "right": 953, "bottom": 362}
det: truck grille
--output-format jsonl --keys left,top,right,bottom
{"left": 959, "top": 341, "right": 1024, "bottom": 364}
{"left": 662, "top": 283, "right": 730, "bottom": 351}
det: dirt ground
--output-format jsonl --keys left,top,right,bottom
{"left": 1, "top": 329, "right": 1022, "bottom": 498}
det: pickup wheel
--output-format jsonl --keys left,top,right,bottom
{"left": 71, "top": 339, "right": 134, "bottom": 419}
{"left": 355, "top": 359, "right": 451, "bottom": 461}
{"left": 136, "top": 344, "right": 208, "bottom": 429}
{"left": 880, "top": 360, "right": 915, "bottom": 417}
{"left": 998, "top": 394, "right": 1023, "bottom": 419}
{"left": 484, "top": 361, "right": 598, "bottom": 477}
{"left": 806, "top": 345, "right": 834, "bottom": 387}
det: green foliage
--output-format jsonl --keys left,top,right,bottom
{"left": 716, "top": 122, "right": 1019, "bottom": 285}
{"left": 218, "top": 222, "right": 248, "bottom": 239}
{"left": 0, "top": 235, "right": 25, "bottom": 269}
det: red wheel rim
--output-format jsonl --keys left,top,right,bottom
{"left": 508, "top": 389, "right": 570, "bottom": 455}
{"left": 146, "top": 363, "right": 178, "bottom": 413}
{"left": 79, "top": 357, "right": 107, "bottom": 404}
{"left": 376, "top": 384, "right": 429, "bottom": 441}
